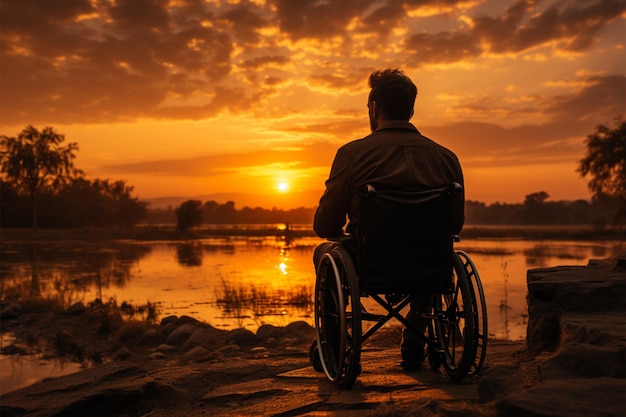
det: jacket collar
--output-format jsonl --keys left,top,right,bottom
{"left": 374, "top": 120, "right": 419, "bottom": 133}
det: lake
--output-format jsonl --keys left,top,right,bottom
{"left": 1, "top": 231, "right": 624, "bottom": 393}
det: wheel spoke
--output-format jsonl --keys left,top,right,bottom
{"left": 433, "top": 252, "right": 476, "bottom": 381}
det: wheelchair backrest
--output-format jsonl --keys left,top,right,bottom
{"left": 355, "top": 183, "right": 462, "bottom": 294}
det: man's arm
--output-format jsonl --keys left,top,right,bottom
{"left": 452, "top": 158, "right": 465, "bottom": 235}
{"left": 452, "top": 185, "right": 465, "bottom": 235}
{"left": 313, "top": 151, "right": 351, "bottom": 238}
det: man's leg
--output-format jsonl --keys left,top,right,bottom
{"left": 400, "top": 294, "right": 432, "bottom": 370}
{"left": 313, "top": 241, "right": 337, "bottom": 271}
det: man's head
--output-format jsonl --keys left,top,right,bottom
{"left": 368, "top": 69, "right": 417, "bottom": 131}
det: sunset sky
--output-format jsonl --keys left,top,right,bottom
{"left": 1, "top": 0, "right": 624, "bottom": 209}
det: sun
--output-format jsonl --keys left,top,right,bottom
{"left": 277, "top": 182, "right": 289, "bottom": 192}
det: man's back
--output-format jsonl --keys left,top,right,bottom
{"left": 313, "top": 120, "right": 464, "bottom": 238}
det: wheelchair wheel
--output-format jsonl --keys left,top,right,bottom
{"left": 456, "top": 251, "right": 488, "bottom": 375}
{"left": 314, "top": 246, "right": 362, "bottom": 389}
{"left": 432, "top": 252, "right": 476, "bottom": 381}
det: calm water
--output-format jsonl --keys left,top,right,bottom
{"left": 1, "top": 233, "right": 624, "bottom": 393}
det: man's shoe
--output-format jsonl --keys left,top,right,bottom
{"left": 400, "top": 360, "right": 422, "bottom": 372}
{"left": 309, "top": 340, "right": 324, "bottom": 372}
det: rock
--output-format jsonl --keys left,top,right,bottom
{"left": 160, "top": 315, "right": 179, "bottom": 326}
{"left": 165, "top": 323, "right": 197, "bottom": 346}
{"left": 0, "top": 362, "right": 157, "bottom": 417}
{"left": 114, "top": 346, "right": 131, "bottom": 360}
{"left": 497, "top": 378, "right": 625, "bottom": 417}
{"left": 226, "top": 328, "right": 257, "bottom": 346}
{"left": 526, "top": 258, "right": 625, "bottom": 354}
{"left": 256, "top": 324, "right": 285, "bottom": 340}
{"left": 279, "top": 337, "right": 299, "bottom": 347}
{"left": 154, "top": 344, "right": 177, "bottom": 353}
{"left": 178, "top": 315, "right": 201, "bottom": 326}
{"left": 159, "top": 322, "right": 177, "bottom": 340}
{"left": 181, "top": 325, "right": 228, "bottom": 352}
{"left": 284, "top": 321, "right": 314, "bottom": 341}
{"left": 506, "top": 256, "right": 626, "bottom": 417}
{"left": 66, "top": 301, "right": 85, "bottom": 315}
{"left": 184, "top": 346, "right": 210, "bottom": 361}
{"left": 0, "top": 302, "right": 22, "bottom": 319}
{"left": 251, "top": 346, "right": 269, "bottom": 358}
{"left": 148, "top": 352, "right": 167, "bottom": 360}
{"left": 138, "top": 328, "right": 159, "bottom": 345}
{"left": 218, "top": 344, "right": 241, "bottom": 357}
{"left": 538, "top": 343, "right": 625, "bottom": 379}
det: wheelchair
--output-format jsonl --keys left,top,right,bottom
{"left": 311, "top": 183, "right": 487, "bottom": 389}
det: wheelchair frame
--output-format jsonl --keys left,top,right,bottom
{"left": 312, "top": 184, "right": 488, "bottom": 389}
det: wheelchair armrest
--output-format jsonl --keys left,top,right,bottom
{"left": 328, "top": 234, "right": 355, "bottom": 244}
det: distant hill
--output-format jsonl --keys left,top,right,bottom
{"left": 141, "top": 190, "right": 322, "bottom": 210}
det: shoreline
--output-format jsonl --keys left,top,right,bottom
{"left": 1, "top": 224, "right": 623, "bottom": 242}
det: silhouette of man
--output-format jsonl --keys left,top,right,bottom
{"left": 312, "top": 68, "right": 465, "bottom": 370}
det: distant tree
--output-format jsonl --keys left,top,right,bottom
{"left": 216, "top": 200, "right": 237, "bottom": 223}
{"left": 51, "top": 178, "right": 148, "bottom": 227}
{"left": 524, "top": 191, "right": 549, "bottom": 205}
{"left": 0, "top": 179, "right": 30, "bottom": 227}
{"left": 0, "top": 126, "right": 83, "bottom": 230}
{"left": 116, "top": 183, "right": 149, "bottom": 227}
{"left": 578, "top": 117, "right": 626, "bottom": 227}
{"left": 176, "top": 200, "right": 203, "bottom": 232}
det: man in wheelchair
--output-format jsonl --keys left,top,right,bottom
{"left": 312, "top": 68, "right": 465, "bottom": 373}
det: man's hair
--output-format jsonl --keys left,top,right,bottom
{"left": 368, "top": 69, "right": 417, "bottom": 120}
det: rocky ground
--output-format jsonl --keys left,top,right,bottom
{"left": 0, "top": 255, "right": 624, "bottom": 417}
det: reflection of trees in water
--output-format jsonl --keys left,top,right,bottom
{"left": 0, "top": 242, "right": 151, "bottom": 308}
{"left": 174, "top": 241, "right": 242, "bottom": 266}
{"left": 176, "top": 242, "right": 203, "bottom": 266}
{"left": 523, "top": 243, "right": 605, "bottom": 268}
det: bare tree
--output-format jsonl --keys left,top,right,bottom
{"left": 0, "top": 126, "right": 83, "bottom": 230}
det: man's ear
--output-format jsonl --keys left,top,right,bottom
{"left": 370, "top": 100, "right": 378, "bottom": 118}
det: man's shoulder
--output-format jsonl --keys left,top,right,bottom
{"left": 335, "top": 128, "right": 459, "bottom": 161}
{"left": 336, "top": 136, "right": 371, "bottom": 153}
{"left": 419, "top": 133, "right": 459, "bottom": 156}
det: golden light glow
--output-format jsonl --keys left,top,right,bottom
{"left": 1, "top": 1, "right": 620, "bottom": 209}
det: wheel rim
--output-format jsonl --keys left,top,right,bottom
{"left": 315, "top": 253, "right": 346, "bottom": 382}
{"left": 434, "top": 253, "right": 475, "bottom": 380}
{"left": 457, "top": 251, "right": 488, "bottom": 375}
{"left": 314, "top": 249, "right": 361, "bottom": 388}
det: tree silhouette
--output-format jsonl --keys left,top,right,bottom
{"left": 176, "top": 200, "right": 203, "bottom": 232}
{"left": 0, "top": 126, "right": 83, "bottom": 230}
{"left": 524, "top": 191, "right": 549, "bottom": 205}
{"left": 578, "top": 117, "right": 625, "bottom": 227}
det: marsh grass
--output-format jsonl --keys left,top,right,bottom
{"left": 215, "top": 278, "right": 313, "bottom": 323}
